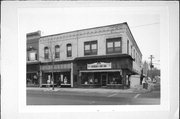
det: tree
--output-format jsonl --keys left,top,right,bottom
{"left": 39, "top": 38, "right": 62, "bottom": 90}
{"left": 148, "top": 67, "right": 160, "bottom": 79}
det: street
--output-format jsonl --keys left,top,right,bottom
{"left": 27, "top": 88, "right": 160, "bottom": 105}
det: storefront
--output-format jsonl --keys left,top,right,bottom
{"left": 40, "top": 62, "right": 73, "bottom": 87}
{"left": 26, "top": 62, "right": 40, "bottom": 87}
{"left": 74, "top": 54, "right": 134, "bottom": 89}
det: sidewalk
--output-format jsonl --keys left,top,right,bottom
{"left": 27, "top": 86, "right": 151, "bottom": 94}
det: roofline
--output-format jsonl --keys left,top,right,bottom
{"left": 124, "top": 22, "right": 142, "bottom": 57}
{"left": 40, "top": 22, "right": 127, "bottom": 38}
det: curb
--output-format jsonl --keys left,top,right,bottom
{"left": 27, "top": 87, "right": 138, "bottom": 94}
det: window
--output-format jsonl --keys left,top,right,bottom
{"left": 133, "top": 49, "right": 135, "bottom": 60}
{"left": 67, "top": 44, "right": 72, "bottom": 57}
{"left": 44, "top": 47, "right": 49, "bottom": 59}
{"left": 127, "top": 40, "right": 129, "bottom": 54}
{"left": 55, "top": 45, "right": 60, "bottom": 59}
{"left": 131, "top": 45, "right": 132, "bottom": 56}
{"left": 29, "top": 52, "right": 36, "bottom": 61}
{"left": 106, "top": 37, "right": 122, "bottom": 54}
{"left": 108, "top": 72, "right": 122, "bottom": 84}
{"left": 84, "top": 41, "right": 97, "bottom": 55}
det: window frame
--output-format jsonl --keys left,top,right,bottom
{"left": 84, "top": 40, "right": 98, "bottom": 56}
{"left": 106, "top": 37, "right": 122, "bottom": 54}
{"left": 127, "top": 40, "right": 129, "bottom": 55}
{"left": 55, "top": 45, "right": 60, "bottom": 59}
{"left": 44, "top": 46, "right": 49, "bottom": 59}
{"left": 66, "top": 43, "right": 72, "bottom": 57}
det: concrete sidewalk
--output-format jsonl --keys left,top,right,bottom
{"left": 27, "top": 86, "right": 150, "bottom": 94}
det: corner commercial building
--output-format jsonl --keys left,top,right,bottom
{"left": 27, "top": 22, "right": 142, "bottom": 89}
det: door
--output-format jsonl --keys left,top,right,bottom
{"left": 101, "top": 73, "right": 107, "bottom": 86}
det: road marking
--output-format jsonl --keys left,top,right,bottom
{"left": 108, "top": 93, "right": 117, "bottom": 97}
{"left": 134, "top": 94, "right": 141, "bottom": 98}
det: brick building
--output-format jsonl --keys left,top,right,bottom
{"left": 27, "top": 22, "right": 142, "bottom": 89}
{"left": 26, "top": 31, "right": 41, "bottom": 87}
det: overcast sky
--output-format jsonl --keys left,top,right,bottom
{"left": 19, "top": 7, "right": 160, "bottom": 68}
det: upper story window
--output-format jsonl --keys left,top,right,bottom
{"left": 131, "top": 45, "right": 132, "bottom": 56}
{"left": 27, "top": 46, "right": 37, "bottom": 61}
{"left": 84, "top": 40, "right": 97, "bottom": 56}
{"left": 127, "top": 40, "right": 129, "bottom": 55}
{"left": 67, "top": 44, "right": 72, "bottom": 57}
{"left": 133, "top": 49, "right": 135, "bottom": 60}
{"left": 55, "top": 45, "right": 60, "bottom": 59}
{"left": 44, "top": 47, "right": 49, "bottom": 59}
{"left": 106, "top": 37, "right": 122, "bottom": 54}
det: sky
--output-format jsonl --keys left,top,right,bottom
{"left": 19, "top": 7, "right": 160, "bottom": 69}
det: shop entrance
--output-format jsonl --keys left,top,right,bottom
{"left": 101, "top": 73, "right": 107, "bottom": 86}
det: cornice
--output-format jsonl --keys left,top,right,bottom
{"left": 40, "top": 25, "right": 125, "bottom": 42}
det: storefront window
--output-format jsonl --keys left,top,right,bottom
{"left": 108, "top": 72, "right": 122, "bottom": 84}
{"left": 94, "top": 73, "right": 101, "bottom": 84}
{"left": 27, "top": 73, "right": 39, "bottom": 86}
{"left": 59, "top": 72, "right": 71, "bottom": 84}
{"left": 81, "top": 72, "right": 101, "bottom": 85}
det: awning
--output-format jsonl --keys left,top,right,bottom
{"left": 42, "top": 69, "right": 71, "bottom": 73}
{"left": 80, "top": 69, "right": 122, "bottom": 73}
{"left": 74, "top": 54, "right": 133, "bottom": 61}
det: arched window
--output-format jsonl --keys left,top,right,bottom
{"left": 44, "top": 47, "right": 49, "bottom": 59}
{"left": 67, "top": 44, "right": 72, "bottom": 57}
{"left": 55, "top": 45, "right": 60, "bottom": 59}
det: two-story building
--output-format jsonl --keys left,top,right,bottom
{"left": 26, "top": 31, "right": 41, "bottom": 87}
{"left": 27, "top": 22, "right": 142, "bottom": 89}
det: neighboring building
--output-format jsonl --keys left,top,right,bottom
{"left": 27, "top": 22, "right": 142, "bottom": 89}
{"left": 26, "top": 31, "right": 41, "bottom": 87}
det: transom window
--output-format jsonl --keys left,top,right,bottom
{"left": 84, "top": 40, "right": 97, "bottom": 55}
{"left": 106, "top": 37, "right": 122, "bottom": 54}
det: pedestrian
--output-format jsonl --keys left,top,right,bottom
{"left": 142, "top": 77, "right": 146, "bottom": 89}
{"left": 58, "top": 77, "right": 61, "bottom": 87}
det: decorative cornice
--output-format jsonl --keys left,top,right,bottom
{"left": 40, "top": 24, "right": 125, "bottom": 42}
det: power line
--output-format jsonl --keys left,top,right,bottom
{"left": 130, "top": 22, "right": 160, "bottom": 29}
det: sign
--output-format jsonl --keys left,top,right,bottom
{"left": 40, "top": 63, "right": 71, "bottom": 71}
{"left": 87, "top": 62, "right": 111, "bottom": 69}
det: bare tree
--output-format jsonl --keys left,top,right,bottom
{"left": 39, "top": 38, "right": 62, "bottom": 90}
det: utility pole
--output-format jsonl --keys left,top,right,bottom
{"left": 149, "top": 55, "right": 154, "bottom": 80}
{"left": 149, "top": 55, "right": 154, "bottom": 70}
{"left": 50, "top": 44, "right": 55, "bottom": 90}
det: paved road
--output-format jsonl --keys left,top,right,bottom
{"left": 27, "top": 88, "right": 160, "bottom": 105}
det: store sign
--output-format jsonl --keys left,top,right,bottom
{"left": 41, "top": 63, "right": 71, "bottom": 71}
{"left": 87, "top": 62, "right": 111, "bottom": 69}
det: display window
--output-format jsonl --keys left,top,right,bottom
{"left": 81, "top": 72, "right": 122, "bottom": 86}
{"left": 107, "top": 72, "right": 122, "bottom": 84}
